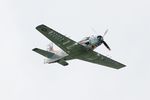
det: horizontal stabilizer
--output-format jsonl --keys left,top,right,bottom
{"left": 57, "top": 59, "right": 69, "bottom": 66}
{"left": 32, "top": 48, "right": 55, "bottom": 58}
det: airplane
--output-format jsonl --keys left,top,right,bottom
{"left": 32, "top": 24, "right": 126, "bottom": 69}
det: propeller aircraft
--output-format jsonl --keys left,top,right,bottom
{"left": 33, "top": 24, "right": 126, "bottom": 69}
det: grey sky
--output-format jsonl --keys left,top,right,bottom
{"left": 0, "top": 0, "right": 150, "bottom": 100}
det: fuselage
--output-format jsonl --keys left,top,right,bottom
{"left": 78, "top": 35, "right": 103, "bottom": 50}
{"left": 44, "top": 35, "right": 103, "bottom": 64}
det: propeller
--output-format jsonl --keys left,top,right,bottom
{"left": 90, "top": 28, "right": 111, "bottom": 51}
{"left": 102, "top": 40, "right": 111, "bottom": 50}
{"left": 103, "top": 29, "right": 109, "bottom": 37}
{"left": 101, "top": 29, "right": 111, "bottom": 51}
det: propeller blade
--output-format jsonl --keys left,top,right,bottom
{"left": 103, "top": 41, "right": 111, "bottom": 50}
{"left": 103, "top": 29, "right": 109, "bottom": 37}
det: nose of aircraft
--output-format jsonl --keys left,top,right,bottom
{"left": 97, "top": 35, "right": 103, "bottom": 42}
{"left": 97, "top": 35, "right": 111, "bottom": 50}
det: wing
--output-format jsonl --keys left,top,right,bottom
{"left": 36, "top": 24, "right": 85, "bottom": 55}
{"left": 77, "top": 50, "right": 126, "bottom": 69}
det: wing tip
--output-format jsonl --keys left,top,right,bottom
{"left": 116, "top": 64, "right": 126, "bottom": 69}
{"left": 36, "top": 24, "right": 50, "bottom": 33}
{"left": 36, "top": 24, "right": 45, "bottom": 29}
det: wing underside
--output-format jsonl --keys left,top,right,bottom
{"left": 77, "top": 50, "right": 126, "bottom": 69}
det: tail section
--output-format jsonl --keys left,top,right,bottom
{"left": 32, "top": 48, "right": 55, "bottom": 58}
{"left": 33, "top": 48, "right": 69, "bottom": 66}
{"left": 57, "top": 59, "right": 69, "bottom": 66}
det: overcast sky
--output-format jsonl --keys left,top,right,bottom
{"left": 0, "top": 0, "right": 150, "bottom": 100}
